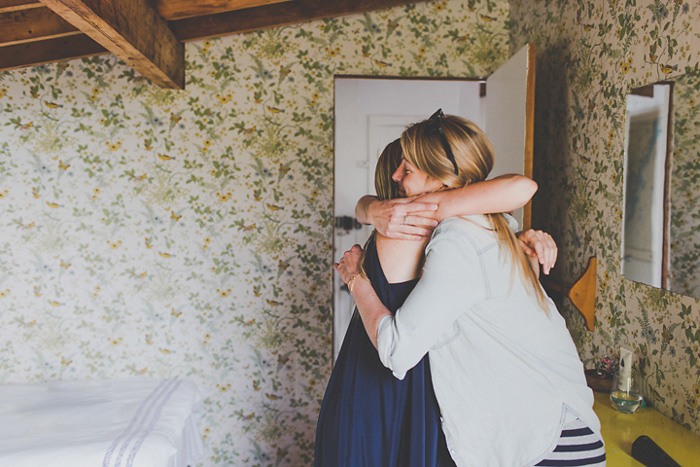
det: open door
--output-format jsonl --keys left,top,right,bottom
{"left": 483, "top": 43, "right": 536, "bottom": 230}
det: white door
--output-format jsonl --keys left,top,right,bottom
{"left": 484, "top": 43, "right": 536, "bottom": 229}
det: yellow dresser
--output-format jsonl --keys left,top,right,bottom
{"left": 593, "top": 391, "right": 700, "bottom": 465}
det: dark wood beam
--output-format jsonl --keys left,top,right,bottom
{"left": 38, "top": 0, "right": 184, "bottom": 89}
{"left": 0, "top": 6, "right": 79, "bottom": 46}
{"left": 153, "top": 0, "right": 293, "bottom": 21}
{"left": 172, "top": 0, "right": 429, "bottom": 42}
{"left": 0, "top": 33, "right": 104, "bottom": 69}
{"left": 0, "top": 0, "right": 42, "bottom": 13}
{"left": 0, "top": 0, "right": 428, "bottom": 73}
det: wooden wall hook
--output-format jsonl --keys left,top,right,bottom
{"left": 541, "top": 257, "right": 597, "bottom": 331}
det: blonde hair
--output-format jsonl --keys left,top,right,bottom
{"left": 358, "top": 139, "right": 403, "bottom": 278}
{"left": 400, "top": 114, "right": 548, "bottom": 310}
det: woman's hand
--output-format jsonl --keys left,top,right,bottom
{"left": 356, "top": 195, "right": 438, "bottom": 240}
{"left": 516, "top": 229, "right": 557, "bottom": 275}
{"left": 333, "top": 244, "right": 364, "bottom": 284}
{"left": 333, "top": 244, "right": 391, "bottom": 349}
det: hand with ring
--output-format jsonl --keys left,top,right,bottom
{"left": 362, "top": 197, "right": 439, "bottom": 240}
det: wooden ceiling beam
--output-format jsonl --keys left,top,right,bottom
{"left": 0, "top": 6, "right": 79, "bottom": 46}
{"left": 0, "top": 0, "right": 428, "bottom": 75}
{"left": 37, "top": 0, "right": 184, "bottom": 89}
{"left": 0, "top": 33, "right": 104, "bottom": 70}
{"left": 0, "top": 0, "right": 42, "bottom": 13}
{"left": 153, "top": 0, "right": 293, "bottom": 21}
{"left": 171, "top": 0, "right": 429, "bottom": 42}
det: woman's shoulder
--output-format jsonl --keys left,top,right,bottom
{"left": 435, "top": 215, "right": 490, "bottom": 233}
{"left": 437, "top": 213, "right": 518, "bottom": 233}
{"left": 375, "top": 233, "right": 428, "bottom": 282}
{"left": 375, "top": 233, "right": 428, "bottom": 262}
{"left": 429, "top": 216, "right": 499, "bottom": 251}
{"left": 375, "top": 232, "right": 429, "bottom": 251}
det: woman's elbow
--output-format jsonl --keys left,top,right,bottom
{"left": 378, "top": 350, "right": 408, "bottom": 380}
{"left": 377, "top": 339, "right": 413, "bottom": 380}
{"left": 519, "top": 177, "right": 538, "bottom": 205}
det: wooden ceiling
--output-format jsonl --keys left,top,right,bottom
{"left": 0, "top": 0, "right": 428, "bottom": 88}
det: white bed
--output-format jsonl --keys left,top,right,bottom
{"left": 0, "top": 378, "right": 203, "bottom": 467}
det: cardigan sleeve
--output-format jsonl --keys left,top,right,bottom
{"left": 376, "top": 221, "right": 489, "bottom": 379}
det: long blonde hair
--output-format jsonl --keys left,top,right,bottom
{"left": 400, "top": 114, "right": 548, "bottom": 310}
{"left": 358, "top": 138, "right": 403, "bottom": 278}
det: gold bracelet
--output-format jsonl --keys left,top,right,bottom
{"left": 347, "top": 273, "right": 361, "bottom": 293}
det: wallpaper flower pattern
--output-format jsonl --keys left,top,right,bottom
{"left": 0, "top": 1, "right": 512, "bottom": 464}
{"left": 509, "top": 0, "right": 700, "bottom": 435}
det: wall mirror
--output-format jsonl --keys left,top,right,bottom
{"left": 621, "top": 69, "right": 700, "bottom": 299}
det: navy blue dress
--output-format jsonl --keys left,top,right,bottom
{"left": 315, "top": 237, "right": 455, "bottom": 466}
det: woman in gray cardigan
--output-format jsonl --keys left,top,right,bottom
{"left": 335, "top": 111, "right": 605, "bottom": 467}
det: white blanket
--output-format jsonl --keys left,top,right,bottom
{"left": 0, "top": 378, "right": 203, "bottom": 467}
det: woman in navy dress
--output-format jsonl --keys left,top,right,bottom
{"left": 315, "top": 140, "right": 453, "bottom": 466}
{"left": 315, "top": 139, "right": 542, "bottom": 466}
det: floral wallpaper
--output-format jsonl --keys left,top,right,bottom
{"left": 2, "top": 0, "right": 699, "bottom": 462}
{"left": 0, "top": 1, "right": 512, "bottom": 465}
{"left": 510, "top": 0, "right": 700, "bottom": 435}
{"left": 669, "top": 70, "right": 700, "bottom": 298}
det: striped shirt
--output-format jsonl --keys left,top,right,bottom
{"left": 536, "top": 418, "right": 606, "bottom": 466}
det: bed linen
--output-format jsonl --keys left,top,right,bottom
{"left": 0, "top": 378, "right": 203, "bottom": 467}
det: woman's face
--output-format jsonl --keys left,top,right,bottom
{"left": 391, "top": 159, "right": 443, "bottom": 197}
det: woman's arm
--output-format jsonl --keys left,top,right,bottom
{"left": 355, "top": 174, "right": 537, "bottom": 240}
{"left": 334, "top": 245, "right": 390, "bottom": 349}
{"left": 417, "top": 174, "right": 537, "bottom": 221}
